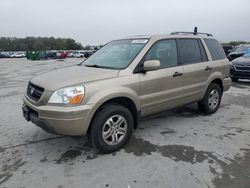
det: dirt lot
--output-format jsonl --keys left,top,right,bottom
{"left": 0, "top": 58, "right": 250, "bottom": 188}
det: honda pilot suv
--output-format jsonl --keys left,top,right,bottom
{"left": 22, "top": 31, "right": 231, "bottom": 153}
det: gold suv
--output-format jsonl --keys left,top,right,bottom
{"left": 22, "top": 31, "right": 231, "bottom": 153}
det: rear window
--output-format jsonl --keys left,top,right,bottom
{"left": 178, "top": 39, "right": 207, "bottom": 64}
{"left": 204, "top": 39, "right": 226, "bottom": 60}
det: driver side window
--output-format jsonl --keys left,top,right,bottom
{"left": 145, "top": 39, "right": 177, "bottom": 68}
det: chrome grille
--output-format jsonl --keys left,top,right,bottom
{"left": 27, "top": 82, "right": 44, "bottom": 101}
{"left": 234, "top": 65, "right": 250, "bottom": 72}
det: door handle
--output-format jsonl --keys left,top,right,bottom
{"left": 205, "top": 66, "right": 213, "bottom": 71}
{"left": 173, "top": 72, "right": 183, "bottom": 77}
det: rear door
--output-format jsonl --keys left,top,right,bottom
{"left": 139, "top": 39, "right": 184, "bottom": 116}
{"left": 178, "top": 38, "right": 211, "bottom": 103}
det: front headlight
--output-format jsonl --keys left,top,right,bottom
{"left": 48, "top": 85, "right": 85, "bottom": 104}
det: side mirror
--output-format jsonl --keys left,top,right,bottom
{"left": 143, "top": 60, "right": 160, "bottom": 72}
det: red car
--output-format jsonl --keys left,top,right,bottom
{"left": 56, "top": 51, "right": 67, "bottom": 59}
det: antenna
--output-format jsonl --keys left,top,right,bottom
{"left": 194, "top": 27, "right": 198, "bottom": 35}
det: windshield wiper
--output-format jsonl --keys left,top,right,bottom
{"left": 85, "top": 64, "right": 102, "bottom": 68}
{"left": 84, "top": 64, "right": 118, "bottom": 69}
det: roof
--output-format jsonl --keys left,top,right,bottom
{"left": 121, "top": 33, "right": 214, "bottom": 40}
{"left": 112, "top": 32, "right": 215, "bottom": 44}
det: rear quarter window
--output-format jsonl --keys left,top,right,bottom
{"left": 204, "top": 39, "right": 226, "bottom": 60}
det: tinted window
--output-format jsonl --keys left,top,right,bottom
{"left": 179, "top": 39, "right": 206, "bottom": 64}
{"left": 145, "top": 40, "right": 177, "bottom": 68}
{"left": 204, "top": 39, "right": 226, "bottom": 60}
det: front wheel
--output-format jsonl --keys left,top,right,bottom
{"left": 90, "top": 104, "right": 134, "bottom": 153}
{"left": 198, "top": 83, "right": 222, "bottom": 115}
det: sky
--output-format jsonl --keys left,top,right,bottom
{"left": 0, "top": 0, "right": 250, "bottom": 45}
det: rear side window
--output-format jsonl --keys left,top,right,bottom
{"left": 178, "top": 39, "right": 207, "bottom": 64}
{"left": 145, "top": 39, "right": 177, "bottom": 68}
{"left": 204, "top": 39, "right": 226, "bottom": 60}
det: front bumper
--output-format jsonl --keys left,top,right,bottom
{"left": 22, "top": 96, "right": 93, "bottom": 136}
{"left": 230, "top": 68, "right": 250, "bottom": 80}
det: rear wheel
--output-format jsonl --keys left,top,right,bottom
{"left": 198, "top": 83, "right": 222, "bottom": 115}
{"left": 90, "top": 104, "right": 133, "bottom": 153}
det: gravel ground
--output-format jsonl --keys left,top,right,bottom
{"left": 0, "top": 58, "right": 250, "bottom": 188}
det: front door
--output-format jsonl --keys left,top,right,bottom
{"left": 139, "top": 39, "right": 184, "bottom": 116}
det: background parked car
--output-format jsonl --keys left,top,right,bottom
{"left": 1, "top": 52, "right": 13, "bottom": 58}
{"left": 10, "top": 52, "right": 26, "bottom": 58}
{"left": 0, "top": 52, "right": 7, "bottom": 58}
{"left": 73, "top": 51, "right": 85, "bottom": 58}
{"left": 222, "top": 45, "right": 235, "bottom": 56}
{"left": 230, "top": 53, "right": 250, "bottom": 82}
{"left": 56, "top": 51, "right": 67, "bottom": 59}
{"left": 66, "top": 51, "right": 74, "bottom": 57}
{"left": 228, "top": 44, "right": 250, "bottom": 61}
{"left": 46, "top": 51, "right": 58, "bottom": 59}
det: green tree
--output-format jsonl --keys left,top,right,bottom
{"left": 228, "top": 41, "right": 247, "bottom": 46}
{"left": 0, "top": 37, "right": 83, "bottom": 51}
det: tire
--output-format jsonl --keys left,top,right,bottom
{"left": 90, "top": 104, "right": 134, "bottom": 153}
{"left": 198, "top": 83, "right": 222, "bottom": 115}
{"left": 231, "top": 78, "right": 238, "bottom": 82}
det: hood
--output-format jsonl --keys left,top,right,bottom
{"left": 30, "top": 65, "right": 119, "bottom": 90}
{"left": 228, "top": 51, "right": 244, "bottom": 56}
{"left": 231, "top": 56, "right": 250, "bottom": 66}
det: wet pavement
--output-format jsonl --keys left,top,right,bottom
{"left": 0, "top": 58, "right": 250, "bottom": 188}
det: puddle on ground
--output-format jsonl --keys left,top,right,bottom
{"left": 55, "top": 150, "right": 82, "bottom": 164}
{"left": 53, "top": 141, "right": 98, "bottom": 164}
{"left": 124, "top": 136, "right": 214, "bottom": 164}
{"left": 125, "top": 136, "right": 250, "bottom": 188}
{"left": 210, "top": 149, "right": 250, "bottom": 188}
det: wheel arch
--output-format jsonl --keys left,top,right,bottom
{"left": 86, "top": 96, "right": 140, "bottom": 135}
{"left": 211, "top": 78, "right": 223, "bottom": 92}
{"left": 202, "top": 72, "right": 224, "bottom": 98}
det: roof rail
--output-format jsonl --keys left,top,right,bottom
{"left": 170, "top": 27, "right": 213, "bottom": 37}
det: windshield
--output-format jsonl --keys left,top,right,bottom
{"left": 83, "top": 39, "right": 148, "bottom": 69}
